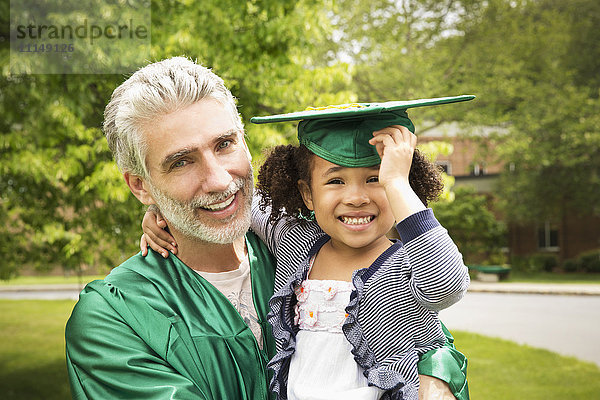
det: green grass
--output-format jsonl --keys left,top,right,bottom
{"left": 0, "top": 300, "right": 75, "bottom": 400}
{"left": 452, "top": 331, "right": 600, "bottom": 399}
{"left": 1, "top": 300, "right": 599, "bottom": 399}
{"left": 0, "top": 275, "right": 105, "bottom": 286}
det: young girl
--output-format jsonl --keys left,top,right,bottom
{"left": 143, "top": 97, "right": 473, "bottom": 400}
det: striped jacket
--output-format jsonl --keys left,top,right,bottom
{"left": 251, "top": 201, "right": 470, "bottom": 400}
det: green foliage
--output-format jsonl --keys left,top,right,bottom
{"left": 0, "top": 73, "right": 145, "bottom": 279}
{"left": 431, "top": 186, "right": 506, "bottom": 264}
{"left": 330, "top": 0, "right": 600, "bottom": 225}
{"left": 3, "top": 0, "right": 599, "bottom": 276}
{"left": 511, "top": 253, "right": 559, "bottom": 273}
{"left": 515, "top": 250, "right": 600, "bottom": 274}
{"left": 562, "top": 258, "right": 580, "bottom": 274}
{"left": 1, "top": 0, "right": 343, "bottom": 278}
{"left": 446, "top": 0, "right": 600, "bottom": 222}
{"left": 578, "top": 250, "right": 600, "bottom": 273}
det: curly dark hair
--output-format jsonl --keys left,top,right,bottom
{"left": 256, "top": 144, "right": 444, "bottom": 226}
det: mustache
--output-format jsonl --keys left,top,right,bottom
{"left": 188, "top": 177, "right": 249, "bottom": 209}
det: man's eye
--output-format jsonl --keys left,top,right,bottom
{"left": 367, "top": 176, "right": 379, "bottom": 183}
{"left": 171, "top": 160, "right": 187, "bottom": 169}
{"left": 218, "top": 139, "right": 232, "bottom": 149}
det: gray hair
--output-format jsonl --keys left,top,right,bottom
{"left": 103, "top": 56, "right": 243, "bottom": 178}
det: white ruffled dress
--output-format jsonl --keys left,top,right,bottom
{"left": 287, "top": 278, "right": 384, "bottom": 400}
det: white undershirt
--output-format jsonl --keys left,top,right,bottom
{"left": 193, "top": 255, "right": 263, "bottom": 349}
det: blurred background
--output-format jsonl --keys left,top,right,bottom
{"left": 1, "top": 0, "right": 599, "bottom": 398}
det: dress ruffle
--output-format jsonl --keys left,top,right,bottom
{"left": 341, "top": 246, "right": 420, "bottom": 400}
{"left": 267, "top": 237, "right": 326, "bottom": 398}
{"left": 268, "top": 237, "right": 423, "bottom": 400}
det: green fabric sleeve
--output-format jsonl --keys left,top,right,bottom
{"left": 65, "top": 288, "right": 207, "bottom": 400}
{"left": 417, "top": 323, "right": 469, "bottom": 400}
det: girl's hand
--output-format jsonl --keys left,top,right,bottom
{"left": 368, "top": 124, "right": 416, "bottom": 188}
{"left": 140, "top": 206, "right": 178, "bottom": 258}
{"left": 368, "top": 125, "right": 425, "bottom": 222}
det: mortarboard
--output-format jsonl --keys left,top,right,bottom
{"left": 250, "top": 95, "right": 475, "bottom": 167}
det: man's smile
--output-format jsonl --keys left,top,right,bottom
{"left": 200, "top": 194, "right": 236, "bottom": 211}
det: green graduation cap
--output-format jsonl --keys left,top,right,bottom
{"left": 250, "top": 95, "right": 475, "bottom": 167}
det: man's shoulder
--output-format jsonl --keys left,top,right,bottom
{"left": 70, "top": 251, "right": 174, "bottom": 314}
{"left": 66, "top": 252, "right": 177, "bottom": 340}
{"left": 105, "top": 249, "right": 181, "bottom": 287}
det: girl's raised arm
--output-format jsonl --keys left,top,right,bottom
{"left": 368, "top": 125, "right": 426, "bottom": 222}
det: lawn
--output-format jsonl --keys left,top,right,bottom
{"left": 1, "top": 299, "right": 599, "bottom": 399}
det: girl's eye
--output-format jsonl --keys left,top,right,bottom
{"left": 367, "top": 176, "right": 379, "bottom": 183}
{"left": 326, "top": 179, "right": 344, "bottom": 185}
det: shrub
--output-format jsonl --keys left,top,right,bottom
{"left": 578, "top": 249, "right": 600, "bottom": 273}
{"left": 510, "top": 255, "right": 530, "bottom": 273}
{"left": 562, "top": 258, "right": 580, "bottom": 273}
{"left": 529, "top": 253, "right": 559, "bottom": 272}
{"left": 510, "top": 253, "right": 558, "bottom": 273}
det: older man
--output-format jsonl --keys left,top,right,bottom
{"left": 66, "top": 57, "right": 276, "bottom": 399}
{"left": 66, "top": 57, "right": 466, "bottom": 399}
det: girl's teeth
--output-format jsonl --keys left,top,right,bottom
{"left": 341, "top": 216, "right": 372, "bottom": 225}
{"left": 203, "top": 196, "right": 234, "bottom": 211}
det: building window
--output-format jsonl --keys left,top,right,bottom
{"left": 471, "top": 162, "right": 487, "bottom": 176}
{"left": 436, "top": 161, "right": 451, "bottom": 175}
{"left": 538, "top": 220, "right": 559, "bottom": 251}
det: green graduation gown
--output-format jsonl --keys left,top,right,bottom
{"left": 65, "top": 231, "right": 276, "bottom": 399}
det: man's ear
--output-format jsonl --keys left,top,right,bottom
{"left": 124, "top": 173, "right": 155, "bottom": 205}
{"left": 297, "top": 180, "right": 313, "bottom": 211}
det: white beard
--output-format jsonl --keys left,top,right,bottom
{"left": 148, "top": 170, "right": 253, "bottom": 244}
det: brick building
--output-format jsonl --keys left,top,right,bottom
{"left": 419, "top": 123, "right": 600, "bottom": 262}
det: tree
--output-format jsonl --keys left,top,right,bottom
{"left": 0, "top": 0, "right": 344, "bottom": 279}
{"left": 432, "top": 187, "right": 507, "bottom": 265}
{"left": 447, "top": 0, "right": 600, "bottom": 223}
{"left": 328, "top": 0, "right": 600, "bottom": 225}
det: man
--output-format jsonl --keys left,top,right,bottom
{"left": 66, "top": 57, "right": 466, "bottom": 399}
{"left": 66, "top": 57, "right": 276, "bottom": 399}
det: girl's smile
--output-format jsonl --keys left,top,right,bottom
{"left": 337, "top": 213, "right": 376, "bottom": 231}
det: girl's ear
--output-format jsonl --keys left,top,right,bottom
{"left": 297, "top": 180, "right": 314, "bottom": 211}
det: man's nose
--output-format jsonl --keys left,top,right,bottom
{"left": 201, "top": 157, "right": 233, "bottom": 193}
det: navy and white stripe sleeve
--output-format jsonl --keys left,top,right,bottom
{"left": 396, "top": 208, "right": 470, "bottom": 311}
{"left": 250, "top": 193, "right": 307, "bottom": 261}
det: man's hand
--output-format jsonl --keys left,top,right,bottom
{"left": 140, "top": 206, "right": 178, "bottom": 257}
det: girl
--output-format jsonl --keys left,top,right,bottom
{"left": 142, "top": 97, "right": 473, "bottom": 400}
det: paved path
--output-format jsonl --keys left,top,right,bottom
{"left": 0, "top": 284, "right": 83, "bottom": 300}
{"left": 440, "top": 291, "right": 600, "bottom": 367}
